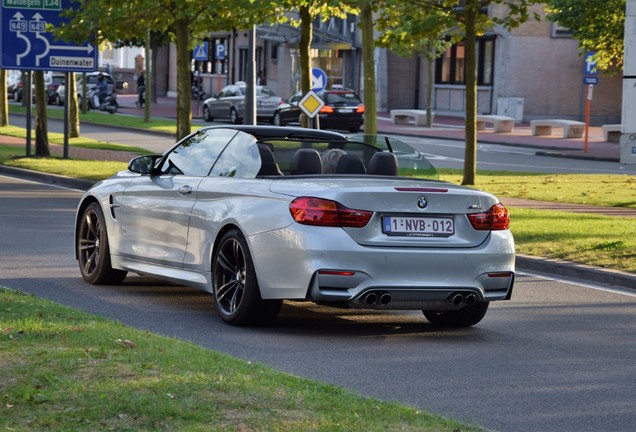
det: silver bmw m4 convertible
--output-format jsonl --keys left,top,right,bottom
{"left": 75, "top": 125, "right": 515, "bottom": 327}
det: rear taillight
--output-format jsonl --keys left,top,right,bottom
{"left": 467, "top": 203, "right": 510, "bottom": 230}
{"left": 320, "top": 106, "right": 335, "bottom": 114}
{"left": 289, "top": 197, "right": 372, "bottom": 228}
{"left": 356, "top": 105, "right": 365, "bottom": 113}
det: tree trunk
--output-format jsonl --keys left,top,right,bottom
{"left": 299, "top": 5, "right": 312, "bottom": 129}
{"left": 426, "top": 42, "right": 435, "bottom": 128}
{"left": 0, "top": 69, "right": 8, "bottom": 126}
{"left": 151, "top": 36, "right": 160, "bottom": 104}
{"left": 144, "top": 27, "right": 152, "bottom": 123}
{"left": 81, "top": 72, "right": 88, "bottom": 114}
{"left": 33, "top": 71, "right": 50, "bottom": 157}
{"left": 360, "top": 4, "right": 377, "bottom": 134}
{"left": 175, "top": 18, "right": 192, "bottom": 140}
{"left": 462, "top": 2, "right": 477, "bottom": 186}
{"left": 69, "top": 73, "right": 80, "bottom": 137}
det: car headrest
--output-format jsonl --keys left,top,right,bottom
{"left": 335, "top": 153, "right": 366, "bottom": 174}
{"left": 367, "top": 152, "right": 398, "bottom": 176}
{"left": 290, "top": 148, "right": 323, "bottom": 175}
{"left": 257, "top": 143, "right": 283, "bottom": 176}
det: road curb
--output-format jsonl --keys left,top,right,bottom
{"left": 0, "top": 165, "right": 94, "bottom": 191}
{"left": 516, "top": 254, "right": 636, "bottom": 289}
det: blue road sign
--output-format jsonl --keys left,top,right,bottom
{"left": 1, "top": 0, "right": 97, "bottom": 72}
{"left": 311, "top": 67, "right": 327, "bottom": 92}
{"left": 215, "top": 43, "right": 225, "bottom": 61}
{"left": 583, "top": 51, "right": 599, "bottom": 85}
{"left": 193, "top": 42, "right": 208, "bottom": 61}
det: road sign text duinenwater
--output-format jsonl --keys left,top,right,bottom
{"left": 1, "top": 0, "right": 97, "bottom": 72}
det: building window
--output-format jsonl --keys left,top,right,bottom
{"left": 435, "top": 37, "right": 495, "bottom": 86}
{"left": 551, "top": 23, "right": 572, "bottom": 38}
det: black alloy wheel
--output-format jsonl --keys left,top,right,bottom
{"left": 212, "top": 229, "right": 281, "bottom": 326}
{"left": 77, "top": 202, "right": 127, "bottom": 285}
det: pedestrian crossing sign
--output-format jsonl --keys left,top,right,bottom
{"left": 194, "top": 42, "right": 208, "bottom": 61}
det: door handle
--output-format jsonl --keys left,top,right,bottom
{"left": 178, "top": 185, "right": 193, "bottom": 196}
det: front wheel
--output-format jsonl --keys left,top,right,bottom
{"left": 423, "top": 302, "right": 489, "bottom": 327}
{"left": 272, "top": 112, "right": 283, "bottom": 126}
{"left": 229, "top": 108, "right": 240, "bottom": 124}
{"left": 203, "top": 105, "right": 213, "bottom": 122}
{"left": 212, "top": 229, "right": 282, "bottom": 326}
{"left": 77, "top": 202, "right": 127, "bottom": 285}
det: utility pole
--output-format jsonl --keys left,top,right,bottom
{"left": 620, "top": 0, "right": 636, "bottom": 164}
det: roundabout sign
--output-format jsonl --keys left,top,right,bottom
{"left": 1, "top": 0, "right": 97, "bottom": 71}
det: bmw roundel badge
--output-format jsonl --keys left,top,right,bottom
{"left": 417, "top": 196, "right": 428, "bottom": 209}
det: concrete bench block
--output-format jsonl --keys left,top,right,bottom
{"left": 530, "top": 119, "right": 586, "bottom": 138}
{"left": 390, "top": 109, "right": 433, "bottom": 126}
{"left": 476, "top": 115, "right": 515, "bottom": 133}
{"left": 602, "top": 124, "right": 621, "bottom": 143}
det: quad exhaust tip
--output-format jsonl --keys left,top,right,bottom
{"left": 362, "top": 291, "right": 392, "bottom": 306}
{"left": 447, "top": 293, "right": 478, "bottom": 307}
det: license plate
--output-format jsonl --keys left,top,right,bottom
{"left": 382, "top": 216, "right": 454, "bottom": 237}
{"left": 338, "top": 108, "right": 353, "bottom": 113}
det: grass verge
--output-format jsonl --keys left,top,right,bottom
{"left": 439, "top": 170, "right": 636, "bottom": 208}
{"left": 10, "top": 104, "right": 185, "bottom": 135}
{"left": 0, "top": 125, "right": 151, "bottom": 154}
{"left": 0, "top": 288, "right": 480, "bottom": 432}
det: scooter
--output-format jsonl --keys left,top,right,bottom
{"left": 192, "top": 76, "right": 206, "bottom": 100}
{"left": 87, "top": 86, "right": 119, "bottom": 114}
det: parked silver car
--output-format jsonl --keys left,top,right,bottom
{"left": 202, "top": 82, "right": 284, "bottom": 124}
{"left": 74, "top": 125, "right": 515, "bottom": 327}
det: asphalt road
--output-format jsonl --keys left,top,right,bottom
{"left": 1, "top": 175, "right": 635, "bottom": 432}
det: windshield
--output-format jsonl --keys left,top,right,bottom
{"left": 348, "top": 134, "right": 438, "bottom": 179}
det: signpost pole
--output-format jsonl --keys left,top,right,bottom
{"left": 25, "top": 71, "right": 31, "bottom": 157}
{"left": 584, "top": 84, "right": 592, "bottom": 153}
{"left": 63, "top": 71, "right": 69, "bottom": 158}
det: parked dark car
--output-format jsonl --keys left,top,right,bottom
{"left": 46, "top": 74, "right": 65, "bottom": 105}
{"left": 274, "top": 87, "right": 365, "bottom": 132}
{"left": 8, "top": 72, "right": 61, "bottom": 102}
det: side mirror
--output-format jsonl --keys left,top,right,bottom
{"left": 128, "top": 155, "right": 163, "bottom": 175}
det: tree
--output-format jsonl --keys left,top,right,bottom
{"left": 375, "top": 0, "right": 538, "bottom": 185}
{"left": 376, "top": 2, "right": 455, "bottom": 128}
{"left": 33, "top": 71, "right": 50, "bottom": 157}
{"left": 545, "top": 0, "right": 625, "bottom": 71}
{"left": 360, "top": 4, "right": 377, "bottom": 134}
{"left": 59, "top": 0, "right": 275, "bottom": 140}
{"left": 68, "top": 73, "right": 80, "bottom": 137}
{"left": 277, "top": 1, "right": 357, "bottom": 128}
{"left": 0, "top": 69, "right": 8, "bottom": 127}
